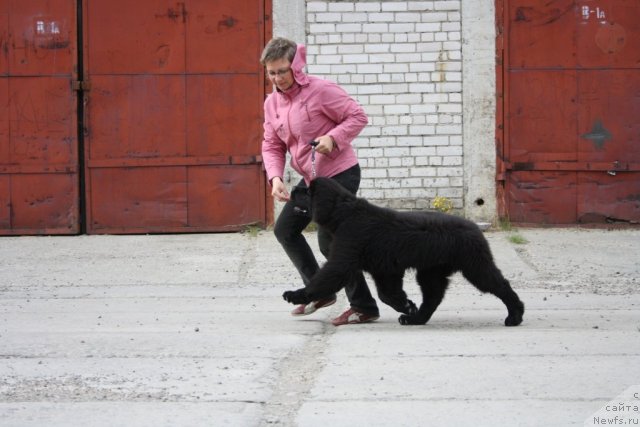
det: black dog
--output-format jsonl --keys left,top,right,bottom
{"left": 282, "top": 177, "right": 524, "bottom": 326}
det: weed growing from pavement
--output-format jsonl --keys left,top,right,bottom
{"left": 500, "top": 218, "right": 528, "bottom": 245}
{"left": 242, "top": 224, "right": 262, "bottom": 237}
{"left": 508, "top": 234, "right": 528, "bottom": 244}
{"left": 499, "top": 218, "right": 513, "bottom": 231}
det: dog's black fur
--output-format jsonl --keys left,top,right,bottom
{"left": 282, "top": 177, "right": 524, "bottom": 326}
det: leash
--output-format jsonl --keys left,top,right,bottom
{"left": 309, "top": 140, "right": 318, "bottom": 178}
{"left": 290, "top": 140, "right": 319, "bottom": 218}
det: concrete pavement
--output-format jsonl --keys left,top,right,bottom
{"left": 0, "top": 228, "right": 639, "bottom": 426}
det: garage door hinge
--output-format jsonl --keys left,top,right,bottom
{"left": 72, "top": 80, "right": 91, "bottom": 91}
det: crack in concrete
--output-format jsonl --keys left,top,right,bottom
{"left": 259, "top": 309, "right": 340, "bottom": 426}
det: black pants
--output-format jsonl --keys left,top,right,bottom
{"left": 273, "top": 165, "right": 379, "bottom": 316}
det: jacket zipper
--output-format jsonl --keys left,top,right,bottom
{"left": 284, "top": 93, "right": 306, "bottom": 180}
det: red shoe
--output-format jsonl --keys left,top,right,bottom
{"left": 290, "top": 297, "right": 337, "bottom": 316}
{"left": 331, "top": 308, "right": 379, "bottom": 326}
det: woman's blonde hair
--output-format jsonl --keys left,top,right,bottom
{"left": 260, "top": 37, "right": 296, "bottom": 65}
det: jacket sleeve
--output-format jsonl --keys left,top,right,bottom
{"left": 318, "top": 82, "right": 368, "bottom": 149}
{"left": 261, "top": 111, "right": 287, "bottom": 184}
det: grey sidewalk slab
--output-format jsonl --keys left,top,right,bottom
{"left": 0, "top": 229, "right": 639, "bottom": 426}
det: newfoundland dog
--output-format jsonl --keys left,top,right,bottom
{"left": 282, "top": 177, "right": 524, "bottom": 326}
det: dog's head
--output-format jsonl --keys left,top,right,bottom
{"left": 308, "top": 177, "right": 356, "bottom": 230}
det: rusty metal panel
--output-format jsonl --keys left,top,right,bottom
{"left": 0, "top": 0, "right": 79, "bottom": 235}
{"left": 576, "top": 1, "right": 640, "bottom": 68}
{"left": 83, "top": 0, "right": 269, "bottom": 234}
{"left": 8, "top": 173, "right": 77, "bottom": 232}
{"left": 88, "top": 167, "right": 188, "bottom": 232}
{"left": 508, "top": 172, "right": 577, "bottom": 224}
{"left": 5, "top": 0, "right": 75, "bottom": 76}
{"left": 501, "top": 0, "right": 640, "bottom": 224}
{"left": 186, "top": 74, "right": 263, "bottom": 158}
{"left": 88, "top": 75, "right": 188, "bottom": 159}
{"left": 185, "top": 0, "right": 264, "bottom": 73}
{"left": 509, "top": 0, "right": 577, "bottom": 68}
{"left": 577, "top": 70, "right": 640, "bottom": 164}
{"left": 8, "top": 77, "right": 76, "bottom": 166}
{"left": 577, "top": 172, "right": 640, "bottom": 223}
{"left": 188, "top": 165, "right": 264, "bottom": 229}
{"left": 508, "top": 70, "right": 578, "bottom": 164}
{"left": 85, "top": 2, "right": 186, "bottom": 75}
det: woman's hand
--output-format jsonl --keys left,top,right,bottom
{"left": 313, "top": 135, "right": 336, "bottom": 155}
{"left": 271, "top": 177, "right": 290, "bottom": 202}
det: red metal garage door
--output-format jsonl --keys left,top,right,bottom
{"left": 82, "top": 0, "right": 270, "bottom": 233}
{"left": 0, "top": 0, "right": 80, "bottom": 235}
{"left": 498, "top": 0, "right": 640, "bottom": 224}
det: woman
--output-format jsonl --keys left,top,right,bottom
{"left": 260, "top": 37, "right": 380, "bottom": 326}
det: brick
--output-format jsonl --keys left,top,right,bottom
{"left": 384, "top": 63, "right": 410, "bottom": 73}
{"left": 396, "top": 13, "right": 422, "bottom": 22}
{"left": 437, "top": 167, "right": 463, "bottom": 177}
{"left": 408, "top": 2, "right": 437, "bottom": 11}
{"left": 369, "top": 137, "right": 397, "bottom": 147}
{"left": 385, "top": 147, "right": 412, "bottom": 157}
{"left": 369, "top": 12, "right": 395, "bottom": 22}
{"left": 382, "top": 3, "right": 408, "bottom": 12}
{"left": 357, "top": 63, "right": 384, "bottom": 74}
{"left": 384, "top": 104, "right": 411, "bottom": 115}
{"left": 396, "top": 136, "right": 425, "bottom": 146}
{"left": 342, "top": 12, "right": 368, "bottom": 22}
{"left": 390, "top": 23, "right": 415, "bottom": 33}
{"left": 421, "top": 12, "right": 449, "bottom": 22}
{"left": 437, "top": 146, "right": 463, "bottom": 156}
{"left": 358, "top": 84, "right": 384, "bottom": 95}
{"left": 343, "top": 54, "right": 369, "bottom": 63}
{"left": 382, "top": 126, "right": 407, "bottom": 136}
{"left": 407, "top": 142, "right": 436, "bottom": 154}
{"left": 424, "top": 177, "right": 451, "bottom": 187}
{"left": 328, "top": 3, "right": 354, "bottom": 12}
{"left": 336, "top": 23, "right": 363, "bottom": 33}
{"left": 411, "top": 168, "right": 438, "bottom": 177}
{"left": 316, "top": 12, "right": 342, "bottom": 22}
{"left": 365, "top": 44, "right": 390, "bottom": 53}
{"left": 307, "top": 2, "right": 327, "bottom": 12}
{"left": 363, "top": 23, "right": 389, "bottom": 33}
{"left": 435, "top": 1, "right": 460, "bottom": 11}
{"left": 356, "top": 3, "right": 380, "bottom": 12}
{"left": 370, "top": 94, "right": 397, "bottom": 105}
{"left": 409, "top": 125, "right": 436, "bottom": 135}
{"left": 388, "top": 168, "right": 410, "bottom": 178}
{"left": 436, "top": 124, "right": 462, "bottom": 134}
{"left": 362, "top": 168, "right": 388, "bottom": 178}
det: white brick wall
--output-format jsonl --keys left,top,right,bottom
{"left": 306, "top": 1, "right": 463, "bottom": 210}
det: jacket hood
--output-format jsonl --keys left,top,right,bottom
{"left": 291, "top": 44, "right": 309, "bottom": 86}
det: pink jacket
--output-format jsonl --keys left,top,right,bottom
{"left": 262, "top": 44, "right": 368, "bottom": 184}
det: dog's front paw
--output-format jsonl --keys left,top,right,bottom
{"left": 403, "top": 299, "right": 418, "bottom": 316}
{"left": 282, "top": 289, "right": 310, "bottom": 305}
{"left": 398, "top": 313, "right": 427, "bottom": 326}
{"left": 504, "top": 312, "right": 523, "bottom": 327}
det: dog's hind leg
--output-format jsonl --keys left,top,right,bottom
{"left": 399, "top": 266, "right": 451, "bottom": 325}
{"left": 371, "top": 273, "right": 418, "bottom": 316}
{"left": 462, "top": 263, "right": 524, "bottom": 327}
